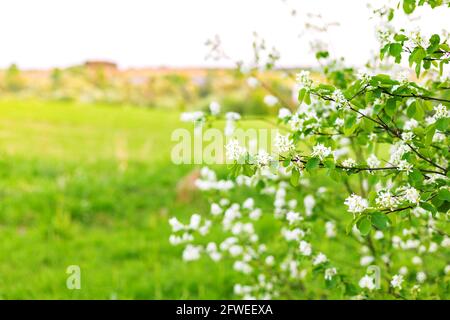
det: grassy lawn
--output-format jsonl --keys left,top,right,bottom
{"left": 0, "top": 99, "right": 235, "bottom": 299}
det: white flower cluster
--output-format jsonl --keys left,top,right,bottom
{"left": 359, "top": 274, "right": 377, "bottom": 291}
{"left": 254, "top": 149, "right": 274, "bottom": 168}
{"left": 209, "top": 101, "right": 221, "bottom": 116}
{"left": 288, "top": 104, "right": 320, "bottom": 132}
{"left": 195, "top": 167, "right": 234, "bottom": 191}
{"left": 278, "top": 108, "right": 292, "bottom": 119}
{"left": 296, "top": 70, "right": 313, "bottom": 90}
{"left": 226, "top": 139, "right": 247, "bottom": 161}
{"left": 225, "top": 112, "right": 241, "bottom": 136}
{"left": 403, "top": 118, "right": 418, "bottom": 131}
{"left": 332, "top": 89, "right": 349, "bottom": 110}
{"left": 357, "top": 69, "right": 372, "bottom": 84}
{"left": 311, "top": 143, "right": 333, "bottom": 160}
{"left": 367, "top": 154, "right": 381, "bottom": 169}
{"left": 274, "top": 132, "right": 295, "bottom": 153}
{"left": 375, "top": 190, "right": 400, "bottom": 210}
{"left": 390, "top": 274, "right": 404, "bottom": 289}
{"left": 387, "top": 141, "right": 414, "bottom": 174}
{"left": 180, "top": 111, "right": 204, "bottom": 123}
{"left": 344, "top": 194, "right": 369, "bottom": 213}
{"left": 433, "top": 103, "right": 449, "bottom": 120}
{"left": 325, "top": 221, "right": 337, "bottom": 238}
{"left": 169, "top": 213, "right": 212, "bottom": 246}
{"left": 342, "top": 158, "right": 356, "bottom": 169}
{"left": 264, "top": 95, "right": 279, "bottom": 107}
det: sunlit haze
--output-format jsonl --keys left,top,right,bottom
{"left": 0, "top": 0, "right": 448, "bottom": 69}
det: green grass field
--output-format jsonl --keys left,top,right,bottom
{"left": 0, "top": 99, "right": 238, "bottom": 299}
{"left": 1, "top": 99, "right": 447, "bottom": 300}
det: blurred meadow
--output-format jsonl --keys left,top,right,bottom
{"left": 0, "top": 65, "right": 294, "bottom": 299}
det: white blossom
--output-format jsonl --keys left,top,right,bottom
{"left": 325, "top": 221, "right": 336, "bottom": 238}
{"left": 390, "top": 274, "right": 404, "bottom": 289}
{"left": 359, "top": 275, "right": 376, "bottom": 291}
{"left": 367, "top": 154, "right": 381, "bottom": 168}
{"left": 274, "top": 133, "right": 294, "bottom": 153}
{"left": 182, "top": 245, "right": 202, "bottom": 261}
{"left": 299, "top": 240, "right": 312, "bottom": 256}
{"left": 433, "top": 103, "right": 449, "bottom": 120}
{"left": 265, "top": 255, "right": 275, "bottom": 266}
{"left": 264, "top": 95, "right": 279, "bottom": 107}
{"left": 209, "top": 101, "right": 221, "bottom": 115}
{"left": 335, "top": 117, "right": 345, "bottom": 126}
{"left": 342, "top": 158, "right": 356, "bottom": 169}
{"left": 210, "top": 203, "right": 222, "bottom": 216}
{"left": 296, "top": 70, "right": 313, "bottom": 89}
{"left": 402, "top": 186, "right": 420, "bottom": 204}
{"left": 278, "top": 108, "right": 292, "bottom": 119}
{"left": 444, "top": 265, "right": 450, "bottom": 274}
{"left": 399, "top": 266, "right": 408, "bottom": 275}
{"left": 243, "top": 198, "right": 254, "bottom": 210}
{"left": 313, "top": 252, "right": 328, "bottom": 265}
{"left": 249, "top": 208, "right": 262, "bottom": 220}
{"left": 376, "top": 190, "right": 400, "bottom": 210}
{"left": 189, "top": 214, "right": 202, "bottom": 230}
{"left": 416, "top": 271, "right": 427, "bottom": 283}
{"left": 401, "top": 131, "right": 414, "bottom": 142}
{"left": 255, "top": 149, "right": 273, "bottom": 167}
{"left": 324, "top": 268, "right": 337, "bottom": 281}
{"left": 344, "top": 194, "right": 369, "bottom": 213}
{"left": 180, "top": 111, "right": 204, "bottom": 122}
{"left": 169, "top": 217, "right": 184, "bottom": 232}
{"left": 225, "top": 112, "right": 241, "bottom": 121}
{"left": 247, "top": 77, "right": 259, "bottom": 88}
{"left": 332, "top": 89, "right": 349, "bottom": 109}
{"left": 282, "top": 228, "right": 305, "bottom": 241}
{"left": 286, "top": 211, "right": 302, "bottom": 225}
{"left": 226, "top": 139, "right": 246, "bottom": 161}
{"left": 233, "top": 261, "right": 252, "bottom": 274}
{"left": 360, "top": 256, "right": 374, "bottom": 266}
{"left": 397, "top": 160, "right": 413, "bottom": 174}
{"left": 404, "top": 119, "right": 418, "bottom": 130}
{"left": 311, "top": 143, "right": 332, "bottom": 160}
{"left": 304, "top": 195, "right": 316, "bottom": 216}
{"left": 374, "top": 230, "right": 384, "bottom": 240}
{"left": 412, "top": 256, "right": 423, "bottom": 265}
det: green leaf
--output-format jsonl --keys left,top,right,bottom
{"left": 242, "top": 164, "right": 256, "bottom": 177}
{"left": 388, "top": 43, "right": 403, "bottom": 63}
{"left": 305, "top": 157, "right": 320, "bottom": 171}
{"left": 323, "top": 158, "right": 335, "bottom": 169}
{"left": 380, "top": 44, "right": 390, "bottom": 60}
{"left": 394, "top": 34, "right": 408, "bottom": 42}
{"left": 290, "top": 168, "right": 300, "bottom": 186}
{"left": 409, "top": 169, "right": 424, "bottom": 185}
{"left": 435, "top": 117, "right": 449, "bottom": 131}
{"left": 357, "top": 216, "right": 372, "bottom": 236}
{"left": 413, "top": 99, "right": 425, "bottom": 120}
{"left": 344, "top": 114, "right": 357, "bottom": 128}
{"left": 420, "top": 202, "right": 437, "bottom": 215}
{"left": 437, "top": 188, "right": 450, "bottom": 201}
{"left": 427, "top": 34, "right": 440, "bottom": 53}
{"left": 403, "top": 0, "right": 416, "bottom": 14}
{"left": 371, "top": 212, "right": 389, "bottom": 230}
{"left": 304, "top": 91, "right": 311, "bottom": 105}
{"left": 298, "top": 88, "right": 306, "bottom": 104}
{"left": 407, "top": 102, "right": 416, "bottom": 118}
{"left": 409, "top": 47, "right": 426, "bottom": 71}
{"left": 385, "top": 98, "right": 397, "bottom": 117}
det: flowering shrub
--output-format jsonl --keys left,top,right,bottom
{"left": 170, "top": 1, "right": 449, "bottom": 299}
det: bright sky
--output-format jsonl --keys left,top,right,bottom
{"left": 0, "top": 0, "right": 448, "bottom": 69}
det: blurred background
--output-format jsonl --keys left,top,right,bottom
{"left": 0, "top": 0, "right": 448, "bottom": 298}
